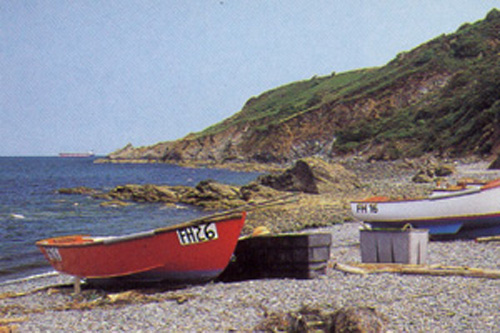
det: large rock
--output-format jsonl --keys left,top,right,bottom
{"left": 185, "top": 180, "right": 246, "bottom": 209}
{"left": 258, "top": 157, "right": 360, "bottom": 194}
{"left": 195, "top": 180, "right": 241, "bottom": 201}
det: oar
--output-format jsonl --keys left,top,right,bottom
{"left": 154, "top": 193, "right": 299, "bottom": 234}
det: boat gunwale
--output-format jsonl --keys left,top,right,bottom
{"left": 36, "top": 211, "right": 245, "bottom": 248}
{"left": 361, "top": 211, "right": 500, "bottom": 224}
{"left": 351, "top": 179, "right": 500, "bottom": 205}
{"left": 351, "top": 189, "right": 478, "bottom": 204}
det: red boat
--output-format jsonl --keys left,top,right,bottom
{"left": 36, "top": 212, "right": 246, "bottom": 284}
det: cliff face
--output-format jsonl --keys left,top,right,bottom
{"left": 106, "top": 9, "right": 500, "bottom": 164}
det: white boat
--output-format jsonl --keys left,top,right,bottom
{"left": 351, "top": 179, "right": 500, "bottom": 238}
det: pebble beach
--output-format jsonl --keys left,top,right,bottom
{"left": 1, "top": 159, "right": 500, "bottom": 332}
{"left": 1, "top": 221, "right": 499, "bottom": 332}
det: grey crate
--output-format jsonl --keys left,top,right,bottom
{"left": 360, "top": 229, "right": 428, "bottom": 264}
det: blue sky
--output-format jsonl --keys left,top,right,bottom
{"left": 1, "top": 1, "right": 498, "bottom": 156}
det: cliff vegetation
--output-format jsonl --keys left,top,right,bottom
{"left": 103, "top": 9, "right": 500, "bottom": 165}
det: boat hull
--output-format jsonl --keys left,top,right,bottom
{"left": 359, "top": 214, "right": 500, "bottom": 239}
{"left": 351, "top": 181, "right": 500, "bottom": 238}
{"left": 36, "top": 212, "right": 246, "bottom": 283}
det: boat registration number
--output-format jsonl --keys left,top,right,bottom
{"left": 45, "top": 247, "right": 62, "bottom": 262}
{"left": 355, "top": 203, "right": 378, "bottom": 214}
{"left": 177, "top": 223, "right": 218, "bottom": 246}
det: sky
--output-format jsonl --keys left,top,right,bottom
{"left": 1, "top": 1, "right": 499, "bottom": 156}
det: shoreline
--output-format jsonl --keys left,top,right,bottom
{"left": 5, "top": 157, "right": 499, "bottom": 282}
{"left": 1, "top": 222, "right": 499, "bottom": 331}
{"left": 94, "top": 154, "right": 497, "bottom": 173}
{"left": 94, "top": 157, "right": 286, "bottom": 173}
{"left": 0, "top": 271, "right": 60, "bottom": 288}
{"left": 2, "top": 158, "right": 499, "bottom": 331}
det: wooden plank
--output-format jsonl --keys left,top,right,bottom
{"left": 334, "top": 262, "right": 500, "bottom": 279}
{"left": 73, "top": 276, "right": 81, "bottom": 294}
{"left": 476, "top": 235, "right": 500, "bottom": 243}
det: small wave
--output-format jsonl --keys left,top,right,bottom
{"left": 0, "top": 270, "right": 59, "bottom": 286}
{"left": 9, "top": 213, "right": 25, "bottom": 219}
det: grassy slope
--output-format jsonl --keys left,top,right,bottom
{"left": 196, "top": 68, "right": 374, "bottom": 136}
{"left": 190, "top": 9, "right": 500, "bottom": 158}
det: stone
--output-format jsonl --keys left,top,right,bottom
{"left": 435, "top": 163, "right": 455, "bottom": 176}
{"left": 58, "top": 186, "right": 98, "bottom": 195}
{"left": 240, "top": 182, "right": 284, "bottom": 201}
{"left": 107, "top": 184, "right": 181, "bottom": 203}
{"left": 258, "top": 157, "right": 360, "bottom": 194}
{"left": 258, "top": 160, "right": 315, "bottom": 193}
{"left": 195, "top": 180, "right": 241, "bottom": 200}
{"left": 368, "top": 142, "right": 401, "bottom": 161}
{"left": 412, "top": 171, "right": 434, "bottom": 183}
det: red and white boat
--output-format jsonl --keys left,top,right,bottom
{"left": 36, "top": 212, "right": 246, "bottom": 284}
{"left": 351, "top": 179, "right": 500, "bottom": 238}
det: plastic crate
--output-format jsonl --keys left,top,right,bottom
{"left": 360, "top": 229, "right": 428, "bottom": 264}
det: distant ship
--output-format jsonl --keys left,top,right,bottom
{"left": 59, "top": 151, "right": 95, "bottom": 158}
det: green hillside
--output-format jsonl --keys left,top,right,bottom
{"left": 336, "top": 9, "right": 500, "bottom": 157}
{"left": 196, "top": 9, "right": 500, "bottom": 158}
{"left": 107, "top": 9, "right": 500, "bottom": 163}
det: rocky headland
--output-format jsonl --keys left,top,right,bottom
{"left": 96, "top": 10, "right": 500, "bottom": 168}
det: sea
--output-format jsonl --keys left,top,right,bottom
{"left": 0, "top": 157, "right": 261, "bottom": 283}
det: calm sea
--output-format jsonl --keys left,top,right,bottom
{"left": 0, "top": 157, "right": 261, "bottom": 283}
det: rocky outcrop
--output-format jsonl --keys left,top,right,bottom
{"left": 105, "top": 142, "right": 174, "bottom": 161}
{"left": 258, "top": 157, "right": 361, "bottom": 194}
{"left": 60, "top": 158, "right": 360, "bottom": 209}
{"left": 103, "top": 184, "right": 183, "bottom": 203}
{"left": 89, "top": 180, "right": 284, "bottom": 210}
